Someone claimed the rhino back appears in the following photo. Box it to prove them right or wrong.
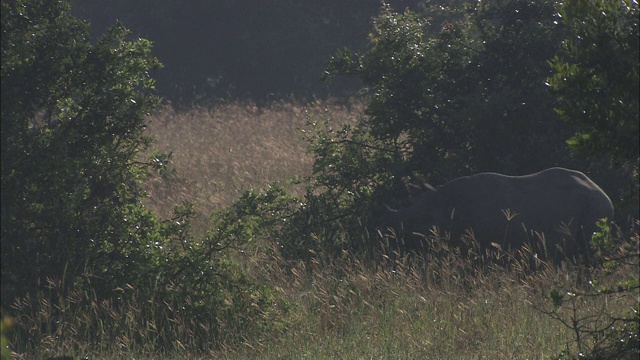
[393,168,613,259]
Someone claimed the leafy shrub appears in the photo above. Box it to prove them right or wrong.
[2,0,164,304]
[2,1,278,354]
[324,1,576,182]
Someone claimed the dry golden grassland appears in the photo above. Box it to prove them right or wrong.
[8,100,637,359]
[143,100,363,235]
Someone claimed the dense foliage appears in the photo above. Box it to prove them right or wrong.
[325,1,579,183]
[548,0,639,166]
[2,0,275,354]
[2,0,163,303]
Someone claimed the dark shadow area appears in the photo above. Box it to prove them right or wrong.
[72,0,422,107]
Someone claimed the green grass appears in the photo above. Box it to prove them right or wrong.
[5,100,637,359]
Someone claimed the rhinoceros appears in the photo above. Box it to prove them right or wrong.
[382,167,614,262]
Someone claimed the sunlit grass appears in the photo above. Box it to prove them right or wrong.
[143,99,363,236]
[220,241,633,360]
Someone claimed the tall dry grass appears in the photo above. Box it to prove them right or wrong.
[222,234,637,360]
[7,100,637,359]
[10,236,636,359]
[143,100,363,235]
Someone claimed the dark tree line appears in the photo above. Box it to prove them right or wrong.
[72,0,422,106]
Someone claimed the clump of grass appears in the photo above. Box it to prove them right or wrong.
[8,274,186,358]
[7,269,274,359]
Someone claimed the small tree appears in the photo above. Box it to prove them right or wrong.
[1,0,163,304]
[548,0,639,167]
[2,1,279,353]
[325,1,582,185]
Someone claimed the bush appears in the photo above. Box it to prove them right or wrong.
[2,1,277,355]
[324,1,576,182]
[2,0,164,303]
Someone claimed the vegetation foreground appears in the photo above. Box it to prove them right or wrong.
[3,102,637,359]
[6,233,640,359]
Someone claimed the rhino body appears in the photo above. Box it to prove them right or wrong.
[383,167,614,262]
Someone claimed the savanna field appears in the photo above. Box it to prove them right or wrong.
[3,1,639,359]
[6,100,637,359]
